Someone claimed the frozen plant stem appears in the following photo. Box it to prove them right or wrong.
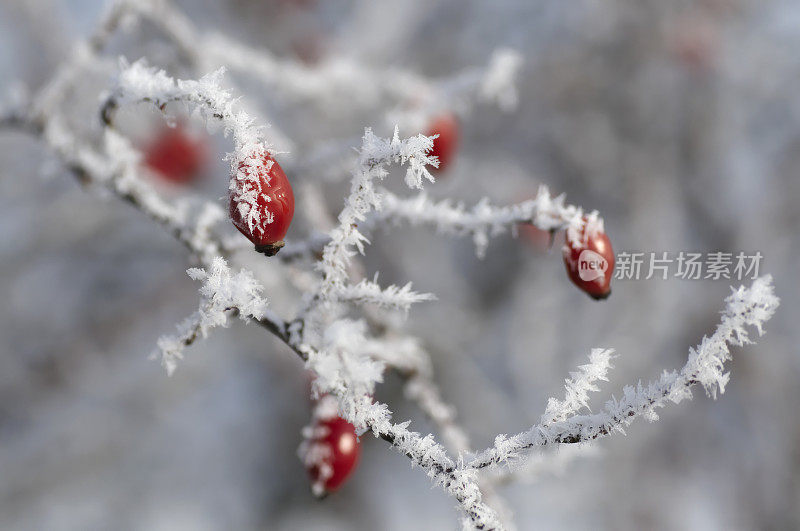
[467,276,779,471]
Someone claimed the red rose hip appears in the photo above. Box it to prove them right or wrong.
[562,214,615,299]
[144,124,207,184]
[425,113,459,173]
[229,150,295,256]
[302,415,361,497]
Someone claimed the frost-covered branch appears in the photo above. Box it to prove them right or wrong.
[107,60,266,167]
[152,257,269,375]
[83,156,487,526]
[287,47,521,179]
[37,111,228,264]
[232,183,594,264]
[101,0,297,153]
[29,1,121,121]
[467,276,779,471]
[106,60,297,250]
[404,373,472,454]
[296,128,438,326]
[203,32,521,116]
[283,164,474,462]
[286,319,502,528]
[3,20,242,268]
[281,129,505,529]
[361,331,472,454]
[7,103,311,271]
[90,0,519,155]
[287,161,481,479]
[380,185,589,257]
[540,348,614,425]
[337,278,436,312]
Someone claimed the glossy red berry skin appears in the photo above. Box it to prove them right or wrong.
[144,126,207,185]
[229,153,295,255]
[562,217,615,300]
[425,114,459,173]
[306,417,360,495]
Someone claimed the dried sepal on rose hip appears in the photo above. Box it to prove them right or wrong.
[299,395,361,497]
[425,113,460,174]
[229,149,295,256]
[143,123,208,185]
[562,213,615,300]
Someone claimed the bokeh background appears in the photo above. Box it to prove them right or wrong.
[0,0,798,529]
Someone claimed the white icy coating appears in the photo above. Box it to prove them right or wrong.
[380,185,589,257]
[112,60,277,238]
[299,127,438,321]
[336,277,436,312]
[151,258,269,376]
[284,129,504,528]
[563,210,605,251]
[467,276,779,472]
[203,33,522,117]
[540,348,615,425]
[480,48,524,111]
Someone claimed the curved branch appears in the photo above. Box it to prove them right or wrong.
[466,276,779,471]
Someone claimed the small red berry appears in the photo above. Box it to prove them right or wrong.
[229,151,295,256]
[303,415,361,497]
[562,215,615,299]
[144,125,207,184]
[425,113,459,173]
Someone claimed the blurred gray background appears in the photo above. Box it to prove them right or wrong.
[0,0,797,529]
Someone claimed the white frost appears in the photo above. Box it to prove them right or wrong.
[151,257,269,375]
